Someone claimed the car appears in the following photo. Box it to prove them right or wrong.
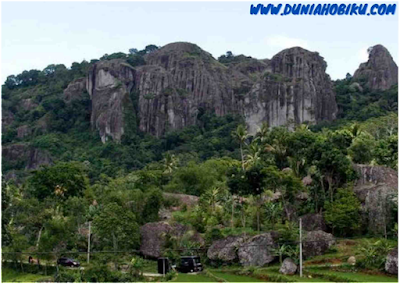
[177,256,203,273]
[57,257,80,267]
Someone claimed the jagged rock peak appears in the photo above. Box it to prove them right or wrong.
[353,44,398,90]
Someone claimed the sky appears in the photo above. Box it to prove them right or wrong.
[1,1,398,82]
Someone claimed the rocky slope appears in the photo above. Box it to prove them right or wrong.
[353,44,398,91]
[84,42,338,142]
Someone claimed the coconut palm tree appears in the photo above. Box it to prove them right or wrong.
[231,124,248,170]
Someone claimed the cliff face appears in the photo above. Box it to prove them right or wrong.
[353,45,398,91]
[244,47,337,133]
[84,42,338,142]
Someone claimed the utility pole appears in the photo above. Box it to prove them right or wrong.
[87,221,91,264]
[299,218,303,277]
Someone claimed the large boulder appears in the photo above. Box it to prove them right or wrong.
[353,45,398,91]
[2,144,52,171]
[353,164,398,235]
[279,258,297,275]
[163,193,199,208]
[140,221,203,259]
[63,77,87,102]
[385,248,398,275]
[302,230,335,258]
[238,232,279,267]
[207,235,248,264]
[299,213,326,232]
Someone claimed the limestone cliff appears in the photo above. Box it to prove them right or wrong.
[353,45,398,91]
[84,42,338,142]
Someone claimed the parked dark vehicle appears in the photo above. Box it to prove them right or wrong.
[177,256,203,273]
[57,257,80,267]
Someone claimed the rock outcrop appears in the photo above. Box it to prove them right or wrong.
[385,248,398,275]
[238,232,279,266]
[2,144,52,170]
[64,77,87,102]
[162,192,199,208]
[82,42,338,142]
[139,221,203,259]
[299,213,326,232]
[302,230,335,258]
[245,47,337,133]
[353,164,398,235]
[207,235,247,264]
[353,45,398,91]
[279,258,297,275]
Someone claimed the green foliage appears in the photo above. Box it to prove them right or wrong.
[28,162,89,201]
[324,188,362,236]
[92,202,140,251]
[357,239,395,270]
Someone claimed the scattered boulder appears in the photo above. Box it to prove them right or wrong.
[21,98,38,111]
[163,192,199,209]
[302,175,313,186]
[385,248,398,275]
[302,230,335,258]
[238,232,279,267]
[140,221,203,259]
[353,164,398,188]
[279,258,297,275]
[207,235,248,264]
[347,256,356,265]
[299,213,326,232]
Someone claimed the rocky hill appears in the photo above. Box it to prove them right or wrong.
[80,42,338,142]
[353,44,398,91]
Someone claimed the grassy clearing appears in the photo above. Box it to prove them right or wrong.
[255,267,331,282]
[209,270,264,282]
[141,259,158,273]
[172,272,218,282]
[1,268,53,283]
[306,267,398,283]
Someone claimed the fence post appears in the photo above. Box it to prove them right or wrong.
[87,221,91,264]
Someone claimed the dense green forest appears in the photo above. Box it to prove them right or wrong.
[1,48,398,281]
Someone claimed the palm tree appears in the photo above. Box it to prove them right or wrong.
[256,122,269,143]
[231,124,248,170]
[163,152,178,174]
[244,141,262,170]
[264,139,287,169]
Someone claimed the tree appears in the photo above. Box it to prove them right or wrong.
[93,202,140,252]
[324,188,361,236]
[142,189,163,223]
[29,162,89,201]
[231,124,248,170]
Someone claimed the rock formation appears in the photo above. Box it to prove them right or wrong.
[353,164,398,235]
[83,42,338,142]
[2,144,52,171]
[299,213,326,232]
[302,230,335,258]
[279,258,297,275]
[139,221,203,259]
[238,232,279,266]
[385,248,398,275]
[353,45,398,91]
[207,235,248,264]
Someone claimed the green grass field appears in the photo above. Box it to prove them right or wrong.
[1,268,53,283]
[172,273,217,282]
[306,267,398,283]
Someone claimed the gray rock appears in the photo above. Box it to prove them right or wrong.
[279,258,297,275]
[85,42,338,142]
[303,230,335,258]
[207,235,248,263]
[17,125,31,139]
[63,77,87,102]
[238,232,279,266]
[300,213,326,232]
[140,221,204,259]
[353,164,398,235]
[347,256,356,265]
[385,248,398,275]
[2,144,52,171]
[353,45,398,91]
[163,192,199,209]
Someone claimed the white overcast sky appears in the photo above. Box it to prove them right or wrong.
[1,1,398,82]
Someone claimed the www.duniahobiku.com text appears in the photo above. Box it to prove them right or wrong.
[250,3,396,15]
